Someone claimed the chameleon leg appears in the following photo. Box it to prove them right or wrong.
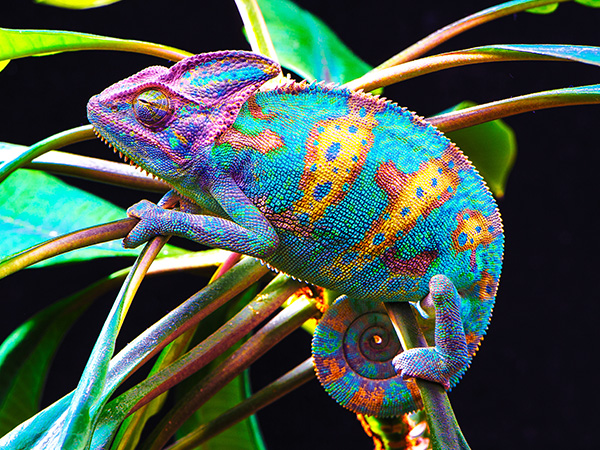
[392,274,469,390]
[123,177,279,257]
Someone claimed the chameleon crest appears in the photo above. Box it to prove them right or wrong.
[88,50,503,416]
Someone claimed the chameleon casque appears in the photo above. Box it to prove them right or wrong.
[87,50,504,418]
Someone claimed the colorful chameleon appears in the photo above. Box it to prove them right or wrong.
[87,50,504,417]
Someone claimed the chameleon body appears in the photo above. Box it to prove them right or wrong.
[87,51,503,416]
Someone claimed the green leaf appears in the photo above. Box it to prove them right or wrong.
[575,0,600,6]
[177,372,265,450]
[253,0,372,83]
[444,101,516,198]
[0,278,118,435]
[35,0,122,9]
[0,168,186,266]
[526,3,559,14]
[0,27,190,63]
[174,288,265,450]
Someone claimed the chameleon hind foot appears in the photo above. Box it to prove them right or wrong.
[392,274,470,390]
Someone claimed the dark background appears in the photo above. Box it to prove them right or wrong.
[2,1,599,449]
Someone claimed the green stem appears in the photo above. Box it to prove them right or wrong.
[104,258,270,396]
[375,0,571,69]
[61,236,167,447]
[385,302,470,450]
[165,358,315,450]
[111,251,244,450]
[233,0,278,61]
[119,275,302,414]
[346,46,579,92]
[0,145,169,192]
[142,297,320,450]
[0,124,95,183]
[0,218,136,279]
[429,83,600,132]
[92,272,300,449]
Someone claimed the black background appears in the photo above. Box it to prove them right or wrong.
[2,1,600,449]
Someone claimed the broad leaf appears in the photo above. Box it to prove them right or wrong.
[526,3,559,14]
[443,101,516,198]
[0,168,186,266]
[175,372,265,450]
[0,27,190,72]
[253,0,372,83]
[34,0,122,9]
[576,0,600,6]
[0,278,119,435]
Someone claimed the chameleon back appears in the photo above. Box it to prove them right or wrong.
[215,81,503,356]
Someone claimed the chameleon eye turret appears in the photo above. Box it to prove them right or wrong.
[312,296,422,417]
[133,89,172,127]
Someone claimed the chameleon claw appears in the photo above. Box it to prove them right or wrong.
[124,200,166,248]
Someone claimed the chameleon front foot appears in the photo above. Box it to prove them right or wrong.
[392,275,470,390]
[124,199,168,248]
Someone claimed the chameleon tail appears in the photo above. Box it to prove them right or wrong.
[312,296,422,417]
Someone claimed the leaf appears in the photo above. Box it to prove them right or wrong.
[34,0,122,9]
[55,241,165,450]
[253,0,372,83]
[0,168,186,267]
[0,27,190,63]
[575,0,600,6]
[177,372,265,450]
[443,101,516,198]
[0,278,118,435]
[526,3,559,14]
[174,288,265,450]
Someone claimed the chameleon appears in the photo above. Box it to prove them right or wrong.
[87,50,504,417]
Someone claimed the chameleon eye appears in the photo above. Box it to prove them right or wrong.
[133,89,172,127]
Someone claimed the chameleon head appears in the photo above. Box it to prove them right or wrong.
[87,50,281,187]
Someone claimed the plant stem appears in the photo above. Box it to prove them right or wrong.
[120,275,303,416]
[0,218,137,279]
[346,47,579,92]
[429,83,600,132]
[92,273,302,448]
[385,302,470,450]
[234,0,278,61]
[0,145,169,192]
[165,358,315,450]
[60,237,167,448]
[142,297,320,450]
[375,0,571,69]
[0,124,95,183]
[103,258,270,396]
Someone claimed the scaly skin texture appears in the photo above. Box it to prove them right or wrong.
[87,51,504,417]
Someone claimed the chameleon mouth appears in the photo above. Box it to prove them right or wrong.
[92,127,160,181]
